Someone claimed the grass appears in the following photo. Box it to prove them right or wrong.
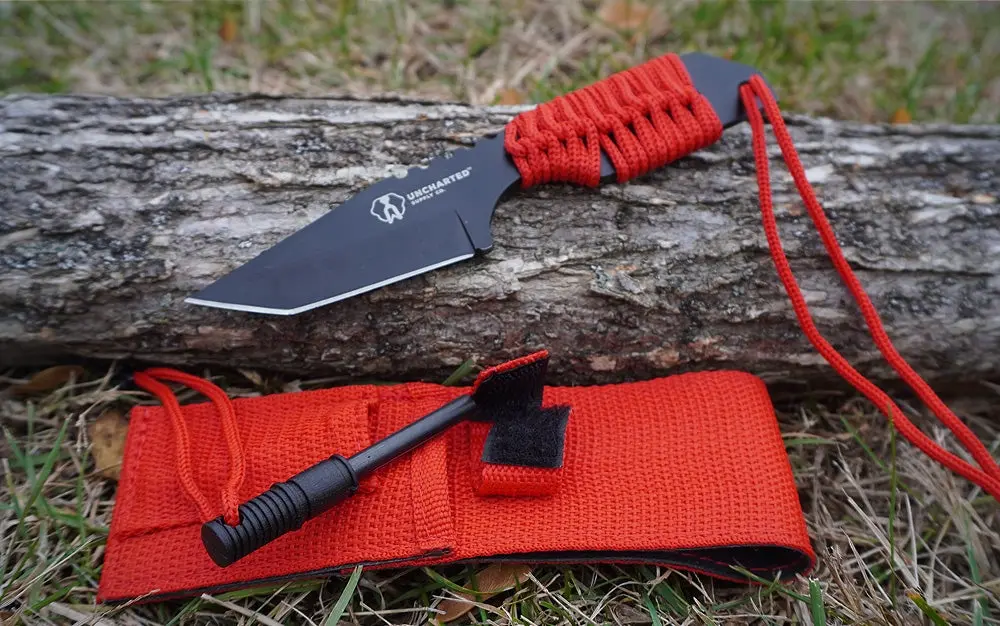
[1,0,1000,624]
[1,0,999,122]
[1,363,998,624]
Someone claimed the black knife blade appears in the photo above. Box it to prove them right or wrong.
[186,53,769,315]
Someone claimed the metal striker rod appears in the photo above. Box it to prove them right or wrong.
[201,395,478,567]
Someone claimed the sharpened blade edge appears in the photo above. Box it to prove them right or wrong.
[184,252,475,316]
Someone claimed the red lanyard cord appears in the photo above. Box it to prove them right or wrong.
[133,368,247,524]
[739,76,1000,500]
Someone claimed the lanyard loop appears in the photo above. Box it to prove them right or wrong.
[739,75,1000,499]
[133,368,247,525]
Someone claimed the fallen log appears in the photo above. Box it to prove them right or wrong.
[1,93,998,387]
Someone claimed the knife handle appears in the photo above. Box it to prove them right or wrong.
[504,52,768,188]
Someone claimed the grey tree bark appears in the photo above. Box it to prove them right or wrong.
[2,93,998,387]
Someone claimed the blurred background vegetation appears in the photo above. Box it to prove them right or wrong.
[1,0,998,123]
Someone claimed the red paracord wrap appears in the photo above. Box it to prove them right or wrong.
[505,53,723,187]
[133,369,247,524]
[739,76,1000,500]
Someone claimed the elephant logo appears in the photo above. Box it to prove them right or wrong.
[370,193,407,224]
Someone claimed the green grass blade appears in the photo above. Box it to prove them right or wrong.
[323,565,363,626]
[908,592,950,626]
[164,598,203,626]
[808,580,826,626]
[839,415,923,504]
[730,567,809,603]
[643,594,663,626]
[15,418,70,539]
[964,516,990,626]
[386,578,458,606]
[652,580,689,615]
[1,429,26,588]
[218,580,322,602]
[442,358,477,386]
[421,567,484,596]
[3,427,31,486]
[710,593,754,613]
[839,415,887,471]
[28,582,75,612]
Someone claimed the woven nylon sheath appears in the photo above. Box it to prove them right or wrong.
[99,368,814,603]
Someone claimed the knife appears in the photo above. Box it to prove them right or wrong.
[185,53,771,316]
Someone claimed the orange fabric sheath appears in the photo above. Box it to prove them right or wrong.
[98,369,814,603]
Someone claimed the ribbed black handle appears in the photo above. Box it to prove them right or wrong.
[201,454,358,567]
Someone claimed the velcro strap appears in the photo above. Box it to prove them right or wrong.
[469,351,570,496]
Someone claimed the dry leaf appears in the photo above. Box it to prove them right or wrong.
[219,17,238,43]
[435,564,532,623]
[238,368,264,387]
[88,410,129,480]
[11,365,85,396]
[612,603,653,624]
[498,88,525,105]
[890,108,912,124]
[597,0,656,31]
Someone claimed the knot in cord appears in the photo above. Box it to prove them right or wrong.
[133,368,246,525]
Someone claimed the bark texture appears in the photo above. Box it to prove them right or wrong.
[2,93,999,387]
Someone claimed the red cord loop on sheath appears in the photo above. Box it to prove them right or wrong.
[132,369,246,525]
[739,75,1000,500]
[504,54,723,187]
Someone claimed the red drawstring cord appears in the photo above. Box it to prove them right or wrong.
[133,368,247,524]
[739,75,1000,500]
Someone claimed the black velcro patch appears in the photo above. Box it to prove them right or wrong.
[480,405,570,468]
[471,352,570,469]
